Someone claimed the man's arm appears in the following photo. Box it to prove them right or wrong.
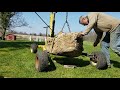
[84,12,98,35]
[93,31,103,47]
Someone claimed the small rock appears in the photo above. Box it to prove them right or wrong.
[64,65,77,68]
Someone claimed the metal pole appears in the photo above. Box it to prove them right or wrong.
[43,26,48,37]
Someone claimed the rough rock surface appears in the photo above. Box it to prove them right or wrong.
[46,32,83,57]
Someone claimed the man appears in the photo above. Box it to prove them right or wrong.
[79,12,120,68]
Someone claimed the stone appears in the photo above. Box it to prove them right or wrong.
[46,32,83,57]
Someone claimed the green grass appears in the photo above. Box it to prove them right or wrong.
[0,40,120,78]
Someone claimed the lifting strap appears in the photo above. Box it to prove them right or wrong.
[60,12,71,33]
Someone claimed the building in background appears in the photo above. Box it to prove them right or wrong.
[5,33,16,41]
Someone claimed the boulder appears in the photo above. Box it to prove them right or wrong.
[46,32,83,57]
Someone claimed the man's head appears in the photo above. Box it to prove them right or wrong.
[79,16,89,26]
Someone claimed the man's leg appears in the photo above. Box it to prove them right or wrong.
[100,32,111,67]
[110,25,120,56]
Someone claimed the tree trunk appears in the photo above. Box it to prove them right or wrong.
[1,28,6,40]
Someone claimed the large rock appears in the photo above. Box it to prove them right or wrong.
[46,32,83,57]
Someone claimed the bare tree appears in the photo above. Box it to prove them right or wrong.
[0,12,28,40]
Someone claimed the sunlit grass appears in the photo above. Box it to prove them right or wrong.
[0,40,120,78]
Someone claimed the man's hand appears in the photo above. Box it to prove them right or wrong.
[77,32,85,38]
[80,32,86,36]
[78,31,86,36]
[93,42,98,47]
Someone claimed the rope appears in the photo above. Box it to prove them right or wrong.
[61,12,71,33]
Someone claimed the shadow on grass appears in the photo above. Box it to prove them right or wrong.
[43,56,56,72]
[52,56,90,67]
[0,50,8,52]
[43,56,90,72]
[0,76,4,78]
[111,60,120,68]
[0,41,45,50]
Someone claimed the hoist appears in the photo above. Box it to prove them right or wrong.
[35,12,71,37]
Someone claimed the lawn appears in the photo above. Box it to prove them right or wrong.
[0,40,120,78]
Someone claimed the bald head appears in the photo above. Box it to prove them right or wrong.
[79,16,89,26]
